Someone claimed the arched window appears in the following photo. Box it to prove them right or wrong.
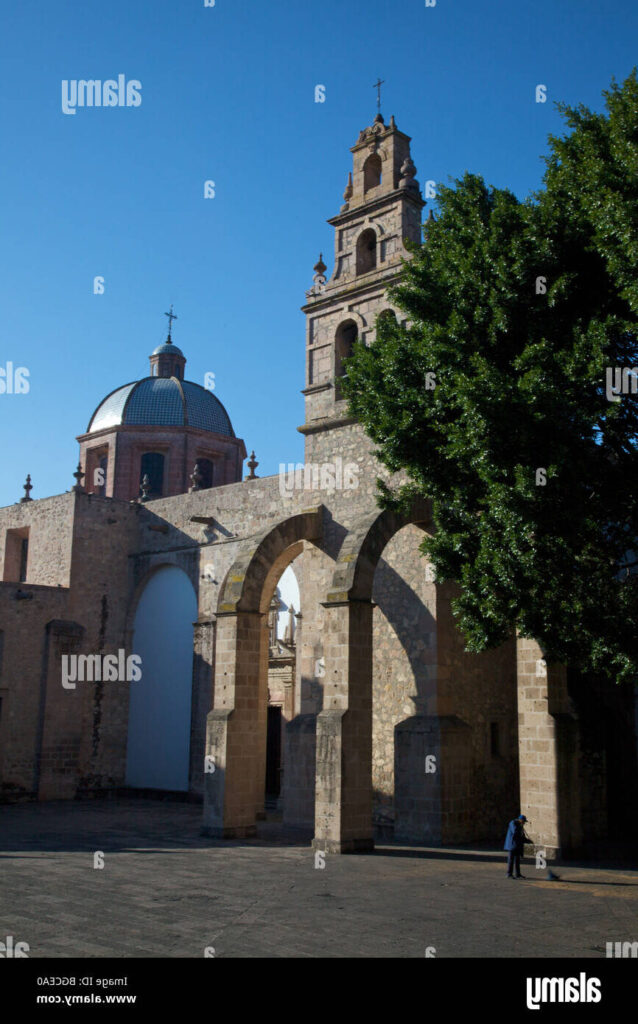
[376,309,397,337]
[363,153,382,193]
[140,452,165,497]
[356,228,377,275]
[198,458,214,489]
[335,320,358,398]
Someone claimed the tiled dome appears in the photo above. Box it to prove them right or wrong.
[87,377,235,436]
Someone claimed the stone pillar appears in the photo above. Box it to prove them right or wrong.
[517,636,582,858]
[202,610,268,837]
[313,599,374,853]
[189,618,215,797]
[37,620,85,800]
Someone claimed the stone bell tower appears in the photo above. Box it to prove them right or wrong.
[299,112,425,461]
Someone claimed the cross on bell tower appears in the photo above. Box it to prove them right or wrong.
[373,78,385,115]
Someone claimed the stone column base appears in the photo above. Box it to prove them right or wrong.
[311,837,375,855]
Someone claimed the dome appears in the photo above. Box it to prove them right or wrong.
[151,342,185,357]
[87,377,235,436]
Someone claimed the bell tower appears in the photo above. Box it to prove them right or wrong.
[299,112,424,459]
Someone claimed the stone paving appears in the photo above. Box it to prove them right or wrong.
[0,799,636,958]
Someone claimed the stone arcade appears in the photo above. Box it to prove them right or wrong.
[1,113,636,857]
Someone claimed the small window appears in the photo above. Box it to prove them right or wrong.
[335,321,358,378]
[377,309,397,336]
[363,153,382,192]
[356,228,377,275]
[98,455,108,497]
[140,452,165,497]
[335,320,358,400]
[198,458,214,490]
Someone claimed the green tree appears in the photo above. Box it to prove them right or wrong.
[342,70,638,683]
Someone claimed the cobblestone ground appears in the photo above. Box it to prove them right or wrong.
[0,799,636,958]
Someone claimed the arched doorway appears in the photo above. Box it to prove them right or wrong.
[265,564,301,808]
[202,508,323,838]
[126,565,197,790]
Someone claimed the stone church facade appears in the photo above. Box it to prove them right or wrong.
[0,114,636,858]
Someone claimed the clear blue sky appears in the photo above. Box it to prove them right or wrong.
[1,0,636,508]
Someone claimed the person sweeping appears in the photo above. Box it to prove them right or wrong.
[504,813,531,878]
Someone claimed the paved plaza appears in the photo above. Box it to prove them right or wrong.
[0,799,636,958]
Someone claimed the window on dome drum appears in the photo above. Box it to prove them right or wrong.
[356,228,377,275]
[363,153,382,192]
[98,455,108,497]
[198,458,214,489]
[140,452,165,497]
[335,320,358,399]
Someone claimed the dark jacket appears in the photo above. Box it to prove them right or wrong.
[504,819,527,852]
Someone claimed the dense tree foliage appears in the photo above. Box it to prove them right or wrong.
[342,71,638,682]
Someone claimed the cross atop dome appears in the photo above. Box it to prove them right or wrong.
[164,304,178,343]
[150,308,186,379]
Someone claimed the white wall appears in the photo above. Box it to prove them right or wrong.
[126,565,197,791]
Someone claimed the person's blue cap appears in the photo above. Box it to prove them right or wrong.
[519,813,527,821]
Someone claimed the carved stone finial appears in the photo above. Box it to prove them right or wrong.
[399,156,418,190]
[20,474,33,503]
[72,462,85,493]
[140,474,151,502]
[340,171,353,213]
[245,451,259,480]
[306,252,328,299]
[189,461,203,493]
[425,208,436,232]
[314,253,327,276]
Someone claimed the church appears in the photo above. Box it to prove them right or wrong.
[1,111,636,858]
